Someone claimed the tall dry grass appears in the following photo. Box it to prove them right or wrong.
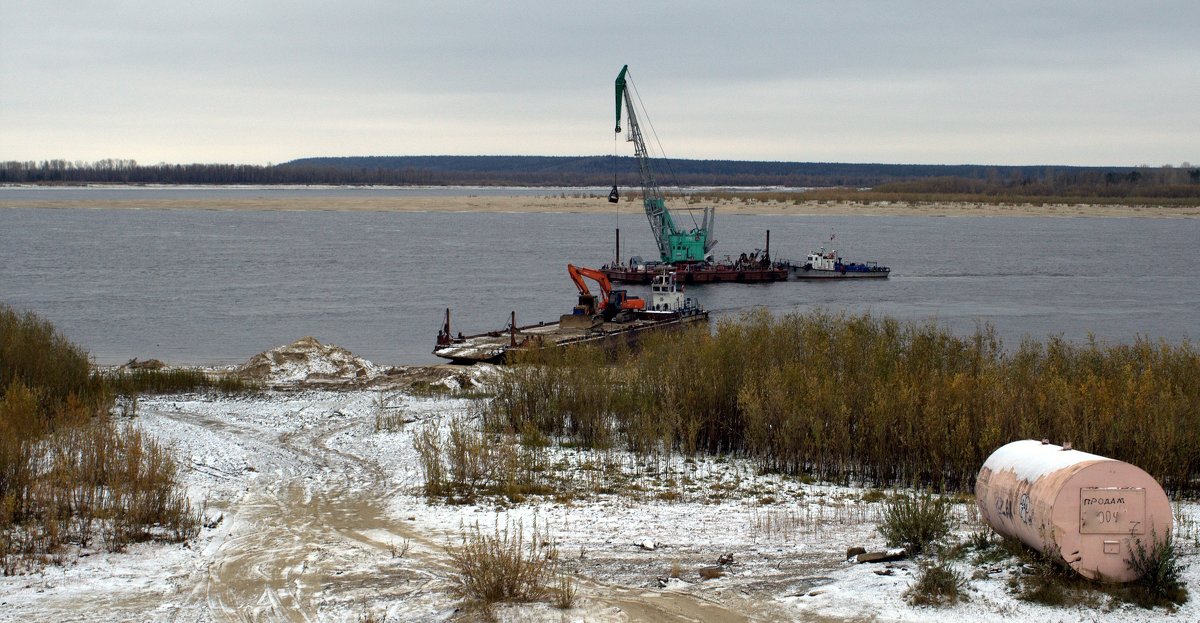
[413,413,553,503]
[1,304,198,574]
[0,306,103,411]
[483,310,1200,495]
[446,518,557,607]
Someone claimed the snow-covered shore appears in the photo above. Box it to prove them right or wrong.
[2,342,1195,622]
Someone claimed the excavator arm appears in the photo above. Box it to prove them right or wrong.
[567,263,592,298]
[565,264,644,325]
[567,263,612,305]
[571,264,646,315]
[564,264,613,327]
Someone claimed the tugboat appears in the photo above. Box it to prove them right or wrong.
[642,270,703,315]
[791,233,890,280]
[433,266,707,364]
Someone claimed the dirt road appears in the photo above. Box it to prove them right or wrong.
[147,396,800,622]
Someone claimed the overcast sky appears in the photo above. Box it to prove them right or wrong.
[2,1,1197,167]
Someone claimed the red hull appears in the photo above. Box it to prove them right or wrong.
[602,264,788,284]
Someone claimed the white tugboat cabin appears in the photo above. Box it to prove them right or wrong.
[791,246,890,280]
[646,271,699,314]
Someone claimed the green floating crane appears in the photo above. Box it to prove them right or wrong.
[613,65,716,264]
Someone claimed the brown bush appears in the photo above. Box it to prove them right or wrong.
[1,305,198,573]
[446,518,555,605]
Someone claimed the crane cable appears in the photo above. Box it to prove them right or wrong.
[612,127,620,265]
[609,131,620,204]
[628,74,702,231]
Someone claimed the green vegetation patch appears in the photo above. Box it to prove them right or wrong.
[99,367,256,395]
[880,493,955,556]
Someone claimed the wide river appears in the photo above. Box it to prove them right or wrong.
[2,186,1197,366]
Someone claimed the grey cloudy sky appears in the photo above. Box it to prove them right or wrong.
[2,1,1197,167]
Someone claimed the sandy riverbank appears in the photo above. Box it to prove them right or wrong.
[4,194,1200,218]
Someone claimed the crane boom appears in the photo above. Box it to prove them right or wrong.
[614,65,715,264]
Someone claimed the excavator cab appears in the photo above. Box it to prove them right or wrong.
[603,289,645,322]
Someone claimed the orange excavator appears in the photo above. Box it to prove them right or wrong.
[562,263,645,328]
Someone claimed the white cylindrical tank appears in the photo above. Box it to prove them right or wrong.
[975,439,1173,582]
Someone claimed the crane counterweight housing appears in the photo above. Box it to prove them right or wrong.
[614,64,715,264]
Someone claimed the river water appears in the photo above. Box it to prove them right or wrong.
[2,187,1197,366]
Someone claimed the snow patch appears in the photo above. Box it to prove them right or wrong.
[982,439,1111,483]
[238,336,379,384]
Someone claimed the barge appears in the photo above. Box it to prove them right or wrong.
[602,258,788,284]
[434,268,708,364]
[601,228,789,284]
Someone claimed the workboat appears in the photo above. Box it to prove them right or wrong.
[433,267,708,364]
[790,246,890,280]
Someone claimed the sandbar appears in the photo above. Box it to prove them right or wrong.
[3,194,1198,218]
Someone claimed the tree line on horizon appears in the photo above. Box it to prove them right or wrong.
[3,156,1198,200]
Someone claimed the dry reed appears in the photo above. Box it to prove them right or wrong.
[482,310,1200,495]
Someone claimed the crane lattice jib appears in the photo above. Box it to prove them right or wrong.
[614,66,715,263]
[615,66,675,261]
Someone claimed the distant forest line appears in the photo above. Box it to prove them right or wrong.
[4,156,1199,203]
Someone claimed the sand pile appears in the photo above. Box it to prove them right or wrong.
[239,337,379,385]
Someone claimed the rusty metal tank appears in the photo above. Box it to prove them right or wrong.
[975,439,1173,582]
